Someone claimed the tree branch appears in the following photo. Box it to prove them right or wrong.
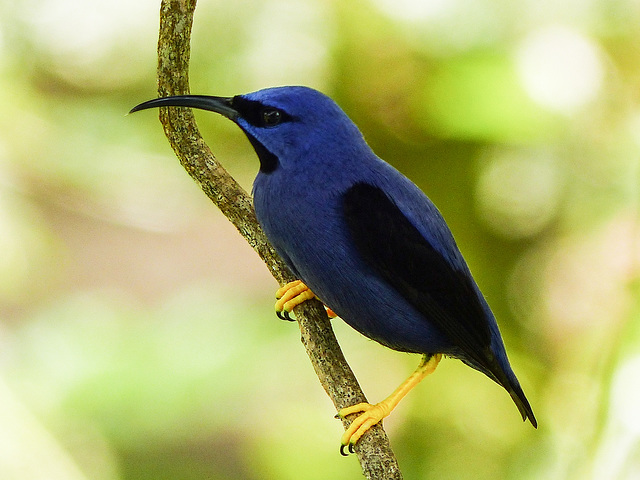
[153,1,403,477]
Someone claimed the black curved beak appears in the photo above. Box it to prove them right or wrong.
[129,95,238,121]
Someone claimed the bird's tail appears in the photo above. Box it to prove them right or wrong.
[506,382,537,428]
[471,355,537,428]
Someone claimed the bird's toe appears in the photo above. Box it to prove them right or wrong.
[274,280,317,320]
[337,402,390,454]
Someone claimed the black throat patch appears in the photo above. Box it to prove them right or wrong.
[244,132,278,173]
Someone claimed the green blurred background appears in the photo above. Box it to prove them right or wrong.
[1,0,639,478]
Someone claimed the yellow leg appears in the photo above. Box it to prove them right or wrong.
[337,353,442,455]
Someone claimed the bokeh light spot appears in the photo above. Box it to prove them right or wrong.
[370,0,454,22]
[243,0,332,88]
[612,355,640,434]
[542,215,636,330]
[23,0,157,88]
[516,26,604,112]
[475,149,562,238]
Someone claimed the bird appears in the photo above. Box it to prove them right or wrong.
[130,86,537,454]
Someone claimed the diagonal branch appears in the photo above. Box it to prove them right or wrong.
[153,1,403,478]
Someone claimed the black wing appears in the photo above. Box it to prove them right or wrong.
[342,182,495,374]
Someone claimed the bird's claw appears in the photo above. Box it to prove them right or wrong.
[276,309,295,321]
[336,410,356,455]
[336,402,390,454]
[340,443,356,456]
[274,280,316,321]
[275,280,339,321]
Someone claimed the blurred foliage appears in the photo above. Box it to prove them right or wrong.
[0,0,639,479]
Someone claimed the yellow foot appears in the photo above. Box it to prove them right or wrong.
[337,402,392,456]
[335,353,442,455]
[275,280,316,321]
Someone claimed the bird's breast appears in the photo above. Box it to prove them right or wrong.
[252,174,452,353]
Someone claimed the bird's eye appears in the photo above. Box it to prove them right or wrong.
[261,108,282,127]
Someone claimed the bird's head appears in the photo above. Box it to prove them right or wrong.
[131,86,368,175]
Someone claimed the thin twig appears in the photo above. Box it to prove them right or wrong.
[153,1,403,477]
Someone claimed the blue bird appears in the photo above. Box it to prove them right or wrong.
[131,86,537,453]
